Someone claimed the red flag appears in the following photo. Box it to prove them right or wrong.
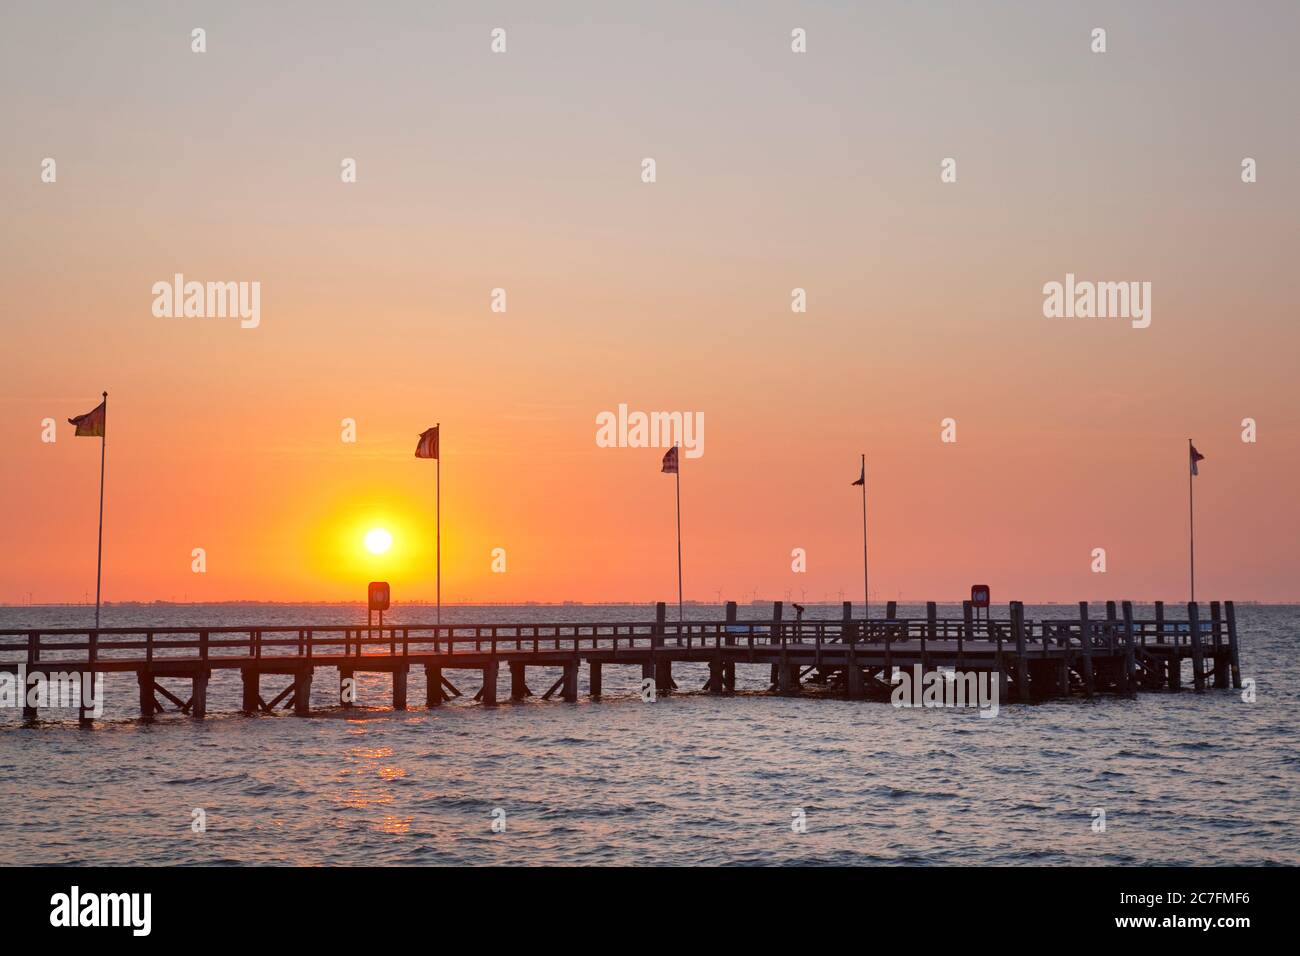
[661,446,678,474]
[68,400,106,437]
[1190,443,1205,476]
[415,426,439,459]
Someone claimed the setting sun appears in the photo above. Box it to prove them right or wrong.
[364,528,392,555]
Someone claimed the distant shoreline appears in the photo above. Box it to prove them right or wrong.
[0,599,1284,608]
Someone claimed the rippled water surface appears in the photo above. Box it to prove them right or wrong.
[1,603,1296,865]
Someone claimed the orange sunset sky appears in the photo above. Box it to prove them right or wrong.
[2,2,1297,604]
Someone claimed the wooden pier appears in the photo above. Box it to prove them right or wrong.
[0,600,1243,724]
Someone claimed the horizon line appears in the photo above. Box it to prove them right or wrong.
[0,598,1282,608]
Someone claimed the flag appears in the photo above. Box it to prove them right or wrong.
[851,461,864,486]
[415,426,439,459]
[68,400,106,437]
[661,446,678,474]
[1190,443,1205,476]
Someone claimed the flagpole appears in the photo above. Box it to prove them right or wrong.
[1188,438,1194,602]
[860,453,868,623]
[95,391,107,630]
[675,443,683,623]
[436,422,441,625]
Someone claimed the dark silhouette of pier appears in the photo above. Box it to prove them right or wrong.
[1,600,1242,724]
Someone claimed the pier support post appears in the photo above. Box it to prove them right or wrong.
[924,601,937,673]
[769,601,783,688]
[1078,602,1094,695]
[20,661,38,721]
[23,633,39,722]
[590,661,602,699]
[191,671,209,719]
[78,672,95,726]
[1188,602,1205,691]
[776,598,799,694]
[482,661,499,706]
[510,662,529,701]
[1121,601,1137,698]
[1012,602,1030,702]
[883,618,894,684]
[425,664,443,706]
[653,602,671,695]
[241,670,259,714]
[1225,601,1242,689]
[885,600,897,620]
[1155,601,1165,644]
[1167,647,1181,691]
[708,655,724,695]
[1211,602,1229,688]
[724,602,738,690]
[393,666,408,711]
[960,600,972,665]
[138,672,156,719]
[294,668,312,716]
[1100,602,1118,691]
[777,656,800,695]
[339,666,354,708]
[562,661,579,702]
[655,660,673,695]
[846,645,864,699]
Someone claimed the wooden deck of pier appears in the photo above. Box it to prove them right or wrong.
[0,599,1243,724]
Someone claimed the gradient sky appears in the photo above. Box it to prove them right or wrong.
[2,1,1297,604]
